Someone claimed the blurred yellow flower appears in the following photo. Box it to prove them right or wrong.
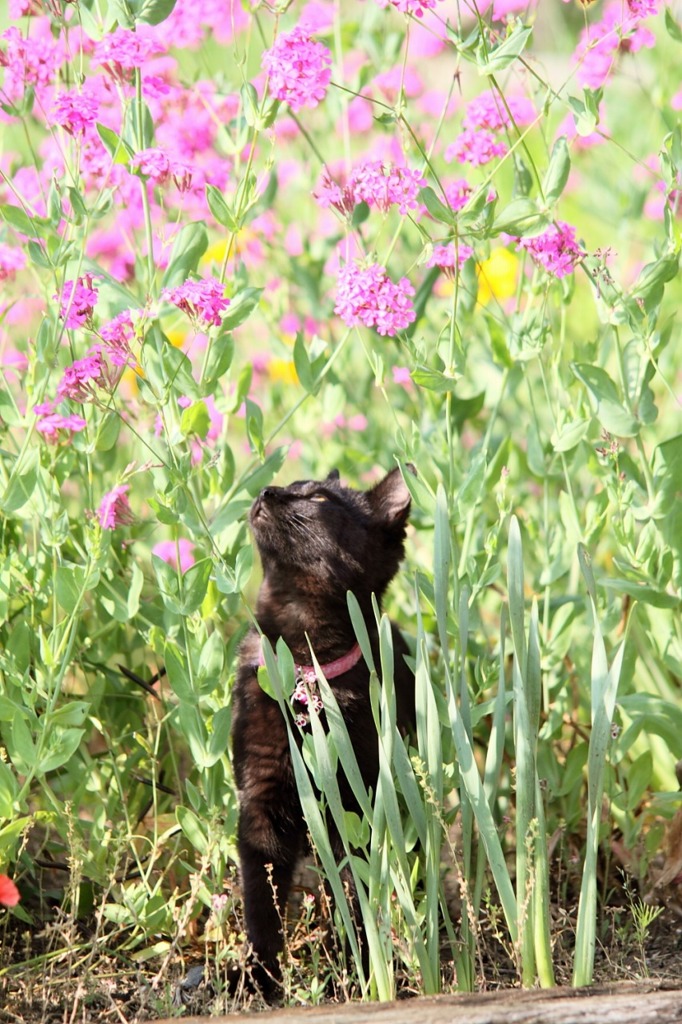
[268,358,298,385]
[477,247,518,305]
[202,228,253,267]
[166,328,187,348]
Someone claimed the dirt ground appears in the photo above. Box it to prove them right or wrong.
[2,898,682,1024]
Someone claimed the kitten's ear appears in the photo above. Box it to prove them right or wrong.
[367,465,414,527]
[326,469,340,482]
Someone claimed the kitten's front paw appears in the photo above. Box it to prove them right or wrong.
[225,953,282,1004]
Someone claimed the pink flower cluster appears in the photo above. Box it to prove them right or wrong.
[57,348,114,403]
[427,242,474,274]
[131,148,193,191]
[53,90,99,136]
[92,28,165,81]
[445,128,508,167]
[33,402,87,444]
[316,161,426,216]
[463,91,536,133]
[335,261,415,336]
[262,25,332,113]
[516,222,584,279]
[0,243,26,280]
[162,276,230,328]
[574,0,658,90]
[446,90,536,168]
[58,275,99,330]
[99,311,138,367]
[0,25,63,103]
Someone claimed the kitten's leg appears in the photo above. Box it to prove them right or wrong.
[237,829,302,999]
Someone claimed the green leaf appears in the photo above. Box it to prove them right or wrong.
[202,331,234,386]
[478,22,532,76]
[567,92,600,137]
[55,564,89,614]
[205,185,239,231]
[571,363,639,437]
[206,706,231,766]
[180,400,210,439]
[0,760,17,819]
[551,417,590,452]
[127,561,145,619]
[95,411,121,452]
[0,203,39,237]
[153,554,182,615]
[95,123,133,165]
[651,434,682,588]
[245,398,264,457]
[161,222,208,289]
[38,727,85,774]
[132,0,178,25]
[7,711,36,774]
[177,805,208,854]
[179,558,212,615]
[1,448,39,514]
[411,366,459,393]
[665,6,682,43]
[221,287,263,330]
[631,252,679,301]
[419,186,456,226]
[493,198,547,236]
[543,135,571,206]
[164,642,194,702]
[240,82,260,127]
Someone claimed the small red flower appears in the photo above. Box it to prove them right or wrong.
[0,874,20,907]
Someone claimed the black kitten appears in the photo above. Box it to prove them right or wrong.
[231,467,414,997]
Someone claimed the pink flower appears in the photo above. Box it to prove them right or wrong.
[152,539,196,573]
[443,178,474,212]
[375,0,442,17]
[262,25,332,113]
[463,91,536,132]
[99,311,138,367]
[33,402,87,444]
[445,128,508,167]
[0,874,20,907]
[335,261,415,337]
[516,222,584,279]
[316,161,426,217]
[131,147,193,191]
[350,160,426,214]
[574,1,657,90]
[98,484,134,530]
[161,277,230,329]
[92,28,164,81]
[0,25,63,102]
[53,90,99,135]
[57,275,98,330]
[392,366,413,390]
[0,242,26,279]
[426,241,474,273]
[57,348,114,403]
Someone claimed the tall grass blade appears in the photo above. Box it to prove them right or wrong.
[572,549,629,986]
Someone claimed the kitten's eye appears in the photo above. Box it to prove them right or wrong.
[310,494,328,503]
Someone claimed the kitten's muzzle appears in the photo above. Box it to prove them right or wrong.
[250,487,280,523]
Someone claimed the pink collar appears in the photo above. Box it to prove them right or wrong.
[258,641,363,684]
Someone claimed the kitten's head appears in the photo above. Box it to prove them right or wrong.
[250,467,412,602]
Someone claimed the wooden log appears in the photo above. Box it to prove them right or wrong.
[155,981,682,1024]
